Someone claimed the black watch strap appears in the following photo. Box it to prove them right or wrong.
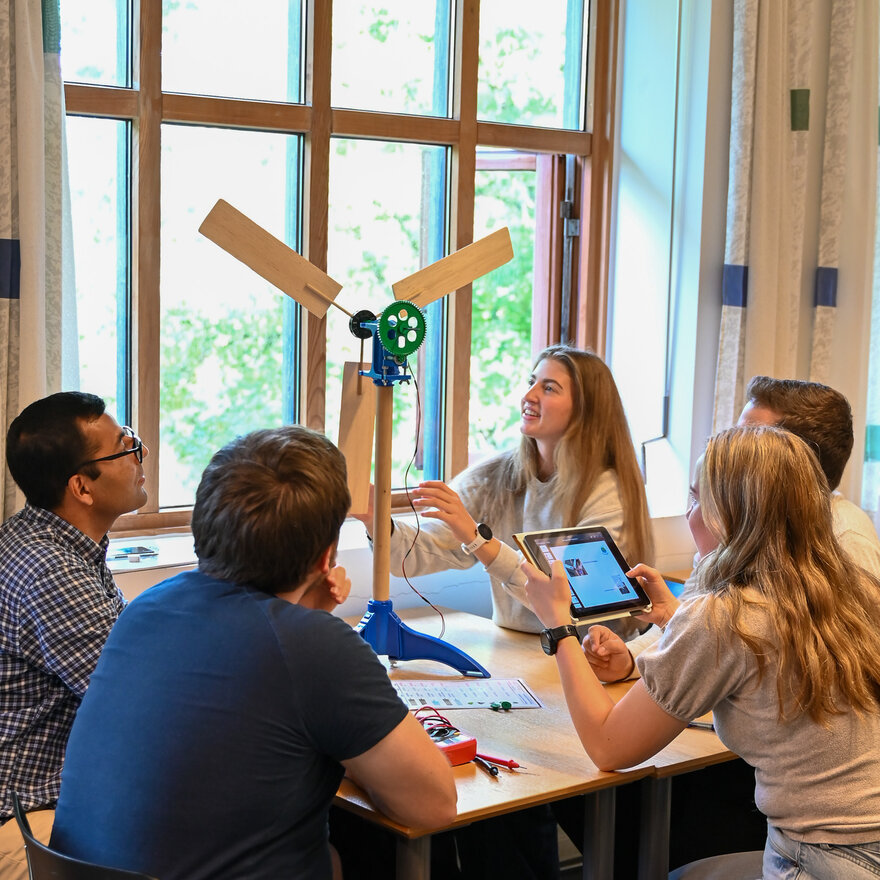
[540,624,579,656]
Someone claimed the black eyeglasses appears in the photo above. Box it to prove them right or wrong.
[77,426,144,470]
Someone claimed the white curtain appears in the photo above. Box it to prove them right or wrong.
[0,0,66,518]
[864,9,880,518]
[713,0,879,485]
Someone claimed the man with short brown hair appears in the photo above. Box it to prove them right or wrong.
[740,376,880,576]
[51,426,455,880]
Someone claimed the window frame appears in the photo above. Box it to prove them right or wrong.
[63,0,619,533]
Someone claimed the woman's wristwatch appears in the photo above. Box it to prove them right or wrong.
[461,522,493,554]
[540,624,579,655]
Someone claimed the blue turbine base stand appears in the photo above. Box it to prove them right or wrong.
[356,599,490,678]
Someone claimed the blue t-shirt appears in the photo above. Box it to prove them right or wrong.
[50,570,408,879]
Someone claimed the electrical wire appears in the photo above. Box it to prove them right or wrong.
[399,355,446,640]
[413,705,460,741]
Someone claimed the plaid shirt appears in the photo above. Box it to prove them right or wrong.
[0,504,125,819]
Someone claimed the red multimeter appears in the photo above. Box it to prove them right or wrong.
[414,706,477,766]
[429,727,477,766]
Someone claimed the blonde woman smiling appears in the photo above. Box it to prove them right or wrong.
[358,344,653,635]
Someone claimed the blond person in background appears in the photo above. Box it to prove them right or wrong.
[587,375,880,685]
[355,344,654,878]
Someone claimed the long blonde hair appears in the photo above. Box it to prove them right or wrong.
[470,346,653,565]
[696,425,880,723]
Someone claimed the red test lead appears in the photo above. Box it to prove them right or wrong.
[476,752,521,769]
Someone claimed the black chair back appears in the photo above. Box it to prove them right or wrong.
[11,792,159,880]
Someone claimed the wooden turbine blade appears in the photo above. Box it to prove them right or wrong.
[199,199,343,318]
[391,227,514,310]
[337,362,376,517]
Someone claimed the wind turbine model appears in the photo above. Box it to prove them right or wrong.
[199,199,513,677]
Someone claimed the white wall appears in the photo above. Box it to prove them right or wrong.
[609,0,730,518]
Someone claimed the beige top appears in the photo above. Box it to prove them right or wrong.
[627,493,880,664]
[638,591,880,843]
[832,493,880,578]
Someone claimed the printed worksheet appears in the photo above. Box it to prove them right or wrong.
[391,678,542,709]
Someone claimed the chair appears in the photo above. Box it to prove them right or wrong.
[11,791,158,880]
[665,576,687,598]
[669,851,764,880]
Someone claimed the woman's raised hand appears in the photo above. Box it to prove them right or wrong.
[411,481,479,546]
[626,563,681,628]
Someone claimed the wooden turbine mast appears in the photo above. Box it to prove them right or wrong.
[200,199,513,676]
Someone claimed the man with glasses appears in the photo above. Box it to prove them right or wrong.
[0,392,148,880]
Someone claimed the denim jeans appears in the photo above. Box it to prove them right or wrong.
[765,824,880,879]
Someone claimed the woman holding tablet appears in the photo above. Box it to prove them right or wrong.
[357,343,653,635]
[525,425,880,879]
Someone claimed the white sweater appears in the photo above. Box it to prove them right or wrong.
[388,455,639,634]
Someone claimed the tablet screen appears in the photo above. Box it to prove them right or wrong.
[515,526,651,621]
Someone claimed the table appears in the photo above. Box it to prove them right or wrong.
[336,607,735,880]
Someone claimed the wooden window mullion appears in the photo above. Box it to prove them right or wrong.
[132,0,162,516]
[576,0,619,357]
[303,0,332,433]
[445,0,479,480]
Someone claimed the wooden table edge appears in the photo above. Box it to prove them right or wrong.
[334,764,657,839]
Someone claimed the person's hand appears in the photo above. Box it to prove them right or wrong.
[351,484,375,530]
[299,565,352,613]
[627,563,680,628]
[326,565,352,607]
[410,481,478,545]
[522,559,572,629]
[583,625,635,683]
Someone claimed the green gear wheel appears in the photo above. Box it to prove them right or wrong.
[378,301,426,358]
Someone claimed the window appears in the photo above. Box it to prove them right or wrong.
[478,0,586,130]
[64,116,129,422]
[61,1,612,529]
[470,151,539,462]
[606,0,699,517]
[325,138,446,487]
[158,125,302,506]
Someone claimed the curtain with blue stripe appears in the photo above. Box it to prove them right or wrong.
[0,0,66,518]
[713,0,874,438]
[714,0,815,431]
[809,0,856,381]
[713,0,759,430]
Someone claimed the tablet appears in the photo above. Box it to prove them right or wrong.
[513,526,652,623]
